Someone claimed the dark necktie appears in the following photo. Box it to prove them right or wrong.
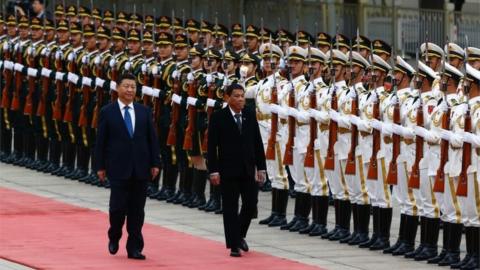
[234,113,242,133]
[124,106,133,138]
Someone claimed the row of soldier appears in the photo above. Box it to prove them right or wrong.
[0,4,479,270]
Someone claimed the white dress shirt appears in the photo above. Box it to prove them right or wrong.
[118,99,135,132]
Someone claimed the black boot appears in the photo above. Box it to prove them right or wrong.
[415,217,440,261]
[280,191,301,231]
[370,207,392,250]
[438,222,462,266]
[300,195,318,234]
[392,214,418,256]
[405,215,427,258]
[269,189,288,227]
[349,204,370,245]
[322,199,340,239]
[205,185,221,212]
[460,226,479,270]
[290,192,311,232]
[167,167,184,203]
[329,200,351,241]
[309,195,329,236]
[260,188,278,225]
[360,206,379,248]
[383,213,407,253]
[340,203,357,244]
[189,170,207,208]
[451,226,475,269]
[260,178,272,192]
[178,167,193,205]
[428,221,450,264]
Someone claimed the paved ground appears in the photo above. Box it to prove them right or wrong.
[0,162,459,270]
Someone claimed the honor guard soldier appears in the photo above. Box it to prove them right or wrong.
[241,52,260,109]
[445,42,465,69]
[431,63,469,267]
[115,11,129,32]
[255,42,289,226]
[22,17,46,170]
[372,39,392,62]
[85,25,113,186]
[453,64,480,270]
[185,19,201,45]
[341,50,371,245]
[466,47,480,69]
[316,32,331,54]
[53,4,65,21]
[357,54,392,250]
[48,19,72,176]
[61,22,84,179]
[0,14,17,163]
[320,48,351,241]
[230,23,245,56]
[183,44,208,208]
[36,18,59,173]
[151,32,177,201]
[245,24,261,56]
[299,47,330,236]
[9,15,32,167]
[200,48,224,212]
[296,30,314,49]
[401,60,439,259]
[279,45,312,232]
[167,33,193,205]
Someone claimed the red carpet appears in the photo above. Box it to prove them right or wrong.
[0,187,323,270]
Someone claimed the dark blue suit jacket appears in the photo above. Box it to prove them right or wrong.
[95,102,160,184]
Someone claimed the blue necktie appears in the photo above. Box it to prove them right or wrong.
[234,113,242,133]
[124,106,133,138]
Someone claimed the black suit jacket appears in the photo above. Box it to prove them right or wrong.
[95,102,160,183]
[207,106,266,180]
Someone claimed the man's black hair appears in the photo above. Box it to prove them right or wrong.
[225,83,244,96]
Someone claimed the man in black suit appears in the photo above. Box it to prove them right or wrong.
[207,83,267,257]
[95,73,160,260]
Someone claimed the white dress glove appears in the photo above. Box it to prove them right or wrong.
[55,72,65,81]
[206,98,217,108]
[27,67,38,77]
[81,77,92,87]
[41,68,52,78]
[95,77,105,88]
[67,72,79,84]
[171,93,182,104]
[187,97,198,106]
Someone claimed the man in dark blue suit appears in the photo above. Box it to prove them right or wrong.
[95,73,160,260]
[207,84,267,257]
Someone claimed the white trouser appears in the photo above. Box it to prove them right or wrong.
[325,156,349,200]
[305,149,329,197]
[372,157,392,208]
[267,142,289,190]
[365,161,378,206]
[392,161,420,216]
[419,168,442,218]
[344,155,370,205]
[441,175,462,224]
[458,172,480,227]
[291,148,309,193]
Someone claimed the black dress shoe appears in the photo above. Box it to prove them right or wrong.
[268,215,287,227]
[239,239,249,252]
[128,251,146,260]
[427,248,447,264]
[299,223,316,234]
[369,237,390,251]
[329,228,350,241]
[108,241,119,255]
[259,213,277,225]
[309,224,328,237]
[280,216,299,230]
[230,248,241,257]
[214,207,223,215]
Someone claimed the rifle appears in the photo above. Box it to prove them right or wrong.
[324,33,338,171]
[166,9,180,147]
[367,42,380,180]
[202,63,216,154]
[304,43,316,167]
[11,11,22,111]
[141,6,151,107]
[53,20,64,121]
[456,36,470,197]
[24,11,36,116]
[266,36,279,160]
[408,50,423,189]
[345,36,359,175]
[386,54,400,186]
[36,17,50,117]
[183,15,196,151]
[432,38,452,193]
[1,35,13,110]
[283,72,295,165]
[78,4,95,128]
[110,3,118,102]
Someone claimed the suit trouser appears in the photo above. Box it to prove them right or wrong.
[345,155,370,205]
[220,174,258,249]
[419,169,442,219]
[458,172,480,227]
[109,178,148,253]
